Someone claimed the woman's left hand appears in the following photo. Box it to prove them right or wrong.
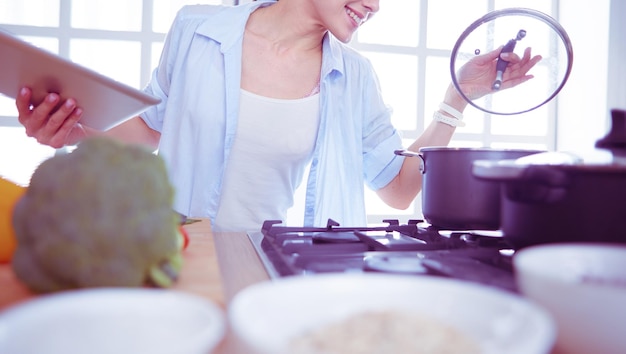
[455,46,542,100]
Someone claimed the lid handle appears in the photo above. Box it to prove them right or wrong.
[596,109,626,150]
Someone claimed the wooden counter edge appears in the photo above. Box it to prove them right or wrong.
[212,231,271,305]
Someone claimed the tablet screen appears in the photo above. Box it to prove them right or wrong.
[0,30,160,131]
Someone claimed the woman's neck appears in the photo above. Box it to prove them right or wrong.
[245,1,326,54]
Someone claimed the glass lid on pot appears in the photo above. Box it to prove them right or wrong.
[451,8,573,115]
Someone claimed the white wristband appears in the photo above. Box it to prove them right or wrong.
[433,110,465,127]
[438,102,464,120]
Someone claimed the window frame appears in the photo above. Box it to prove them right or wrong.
[0,0,614,225]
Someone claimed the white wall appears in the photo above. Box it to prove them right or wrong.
[607,0,626,112]
[557,1,611,154]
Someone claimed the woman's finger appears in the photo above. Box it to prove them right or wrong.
[499,74,534,91]
[500,52,521,63]
[472,45,504,65]
[24,93,62,137]
[34,99,81,147]
[45,109,83,148]
[15,87,33,118]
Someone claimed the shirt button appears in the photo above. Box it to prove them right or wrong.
[306,207,314,213]
[311,158,318,167]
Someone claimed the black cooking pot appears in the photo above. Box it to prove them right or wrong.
[473,109,626,248]
[395,147,542,230]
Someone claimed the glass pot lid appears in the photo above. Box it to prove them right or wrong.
[450,8,574,115]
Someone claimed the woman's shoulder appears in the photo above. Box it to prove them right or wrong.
[170,3,253,40]
[164,4,242,45]
[174,4,230,21]
[175,1,266,22]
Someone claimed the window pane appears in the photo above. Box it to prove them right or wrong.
[491,105,549,136]
[70,39,142,88]
[0,0,60,27]
[495,0,553,14]
[152,42,165,70]
[423,57,450,117]
[71,0,142,31]
[427,0,489,50]
[153,0,223,33]
[365,187,415,216]
[0,95,15,116]
[424,56,487,134]
[491,141,548,151]
[362,52,418,131]
[449,140,484,148]
[0,128,55,186]
[20,36,59,54]
[357,1,420,47]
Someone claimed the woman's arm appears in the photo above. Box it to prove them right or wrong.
[376,84,464,209]
[377,47,541,209]
[16,87,160,150]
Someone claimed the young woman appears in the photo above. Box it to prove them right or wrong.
[15,0,540,231]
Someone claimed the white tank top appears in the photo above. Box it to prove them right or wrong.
[213,89,320,232]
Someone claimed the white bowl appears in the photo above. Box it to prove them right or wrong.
[514,243,626,354]
[229,273,555,354]
[0,288,225,354]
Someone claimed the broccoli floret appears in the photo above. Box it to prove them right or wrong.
[11,137,183,293]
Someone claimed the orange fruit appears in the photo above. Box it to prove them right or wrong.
[1,177,26,263]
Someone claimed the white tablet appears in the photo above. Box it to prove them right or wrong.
[0,30,161,131]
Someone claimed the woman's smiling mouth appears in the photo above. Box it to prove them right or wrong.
[346,7,366,26]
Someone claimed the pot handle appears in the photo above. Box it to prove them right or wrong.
[473,159,572,204]
[472,151,582,181]
[394,149,426,174]
[596,109,626,150]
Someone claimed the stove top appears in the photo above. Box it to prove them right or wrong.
[248,219,518,292]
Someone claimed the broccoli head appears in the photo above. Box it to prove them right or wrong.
[11,137,183,293]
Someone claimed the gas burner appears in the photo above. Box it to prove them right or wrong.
[363,252,516,291]
[249,219,518,292]
[363,254,432,275]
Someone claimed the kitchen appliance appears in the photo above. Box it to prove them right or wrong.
[391,8,573,231]
[395,148,542,230]
[246,8,577,297]
[473,109,626,248]
[248,219,518,293]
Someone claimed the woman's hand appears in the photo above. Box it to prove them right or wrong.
[455,46,542,101]
[16,87,87,148]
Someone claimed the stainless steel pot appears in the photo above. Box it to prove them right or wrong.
[396,147,542,230]
[473,109,626,248]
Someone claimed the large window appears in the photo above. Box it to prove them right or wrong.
[0,0,611,224]
[354,0,560,222]
[0,0,227,184]
[353,0,610,223]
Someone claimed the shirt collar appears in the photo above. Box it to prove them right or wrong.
[195,0,274,52]
[321,33,346,80]
[195,0,345,79]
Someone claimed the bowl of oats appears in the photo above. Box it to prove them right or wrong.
[228,273,555,354]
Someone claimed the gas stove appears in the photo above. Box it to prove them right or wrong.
[248,219,519,293]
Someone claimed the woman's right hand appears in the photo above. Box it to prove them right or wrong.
[16,87,87,148]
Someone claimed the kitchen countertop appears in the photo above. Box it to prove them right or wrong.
[0,219,270,354]
[0,219,564,354]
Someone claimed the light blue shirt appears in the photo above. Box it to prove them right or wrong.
[140,1,405,228]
